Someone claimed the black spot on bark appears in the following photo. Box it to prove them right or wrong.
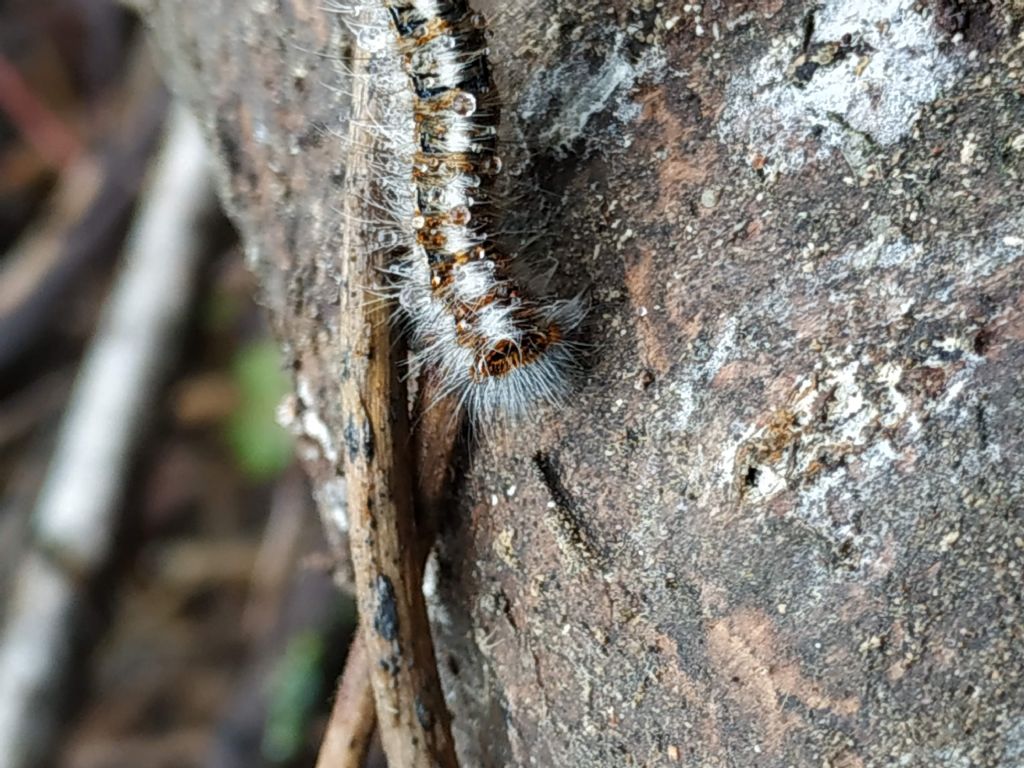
[373,574,399,642]
[297,121,326,149]
[974,327,993,355]
[934,0,969,34]
[344,415,374,462]
[379,654,400,677]
[533,451,578,514]
[217,116,243,176]
[345,416,361,461]
[533,451,609,569]
[362,419,375,461]
[447,655,460,676]
[415,696,435,730]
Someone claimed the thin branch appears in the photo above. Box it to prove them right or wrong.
[411,376,464,554]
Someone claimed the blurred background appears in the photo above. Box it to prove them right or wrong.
[0,1,356,766]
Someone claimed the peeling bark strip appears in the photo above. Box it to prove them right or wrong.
[331,34,458,768]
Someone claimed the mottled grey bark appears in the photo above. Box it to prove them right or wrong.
[141,1,1024,765]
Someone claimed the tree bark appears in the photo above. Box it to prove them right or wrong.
[141,1,1024,765]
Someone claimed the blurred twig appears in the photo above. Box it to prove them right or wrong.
[0,369,72,448]
[207,468,346,768]
[243,468,310,637]
[0,53,82,169]
[32,104,212,569]
[0,105,213,768]
[0,75,167,369]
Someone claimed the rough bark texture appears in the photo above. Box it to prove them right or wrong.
[141,1,1024,766]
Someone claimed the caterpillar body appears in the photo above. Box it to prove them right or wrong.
[343,0,585,420]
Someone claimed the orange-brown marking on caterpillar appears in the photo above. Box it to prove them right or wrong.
[470,326,562,380]
[417,90,472,114]
[428,249,476,289]
[394,16,451,48]
[410,152,477,177]
[449,292,503,321]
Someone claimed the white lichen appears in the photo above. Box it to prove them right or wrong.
[668,316,739,433]
[517,31,666,155]
[718,0,964,172]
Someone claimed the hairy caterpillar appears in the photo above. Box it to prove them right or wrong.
[337,0,585,420]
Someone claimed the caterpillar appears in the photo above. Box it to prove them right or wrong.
[339,0,585,420]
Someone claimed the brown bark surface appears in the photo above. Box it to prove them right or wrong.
[142,1,1024,766]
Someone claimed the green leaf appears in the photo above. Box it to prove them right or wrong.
[226,340,292,479]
